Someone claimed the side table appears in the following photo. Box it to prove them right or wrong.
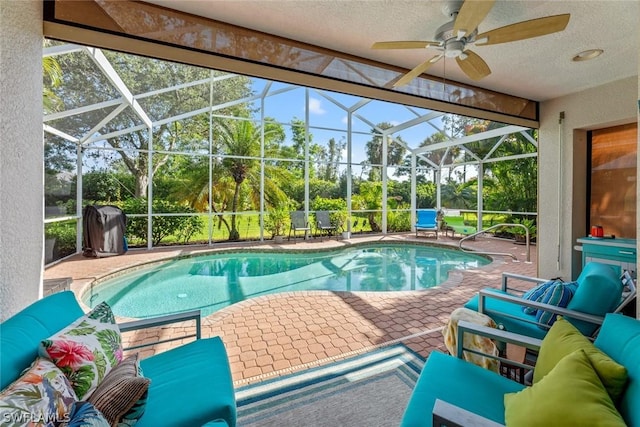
[499,343,528,384]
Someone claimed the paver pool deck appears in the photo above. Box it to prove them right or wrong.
[44,233,537,386]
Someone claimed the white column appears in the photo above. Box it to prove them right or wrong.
[410,153,416,232]
[76,145,84,251]
[304,89,310,217]
[381,134,388,233]
[346,113,352,232]
[0,0,44,319]
[477,162,484,230]
[146,127,154,249]
[436,169,442,209]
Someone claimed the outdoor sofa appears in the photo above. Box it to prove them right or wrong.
[0,291,236,426]
[401,313,640,426]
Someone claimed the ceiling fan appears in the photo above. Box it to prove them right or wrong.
[372,0,570,87]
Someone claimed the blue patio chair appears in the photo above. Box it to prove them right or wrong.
[416,209,438,238]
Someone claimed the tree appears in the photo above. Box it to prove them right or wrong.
[356,181,383,232]
[396,130,451,182]
[321,137,345,182]
[441,179,477,209]
[43,49,63,113]
[47,48,254,198]
[363,122,407,180]
[484,137,538,212]
[178,119,290,241]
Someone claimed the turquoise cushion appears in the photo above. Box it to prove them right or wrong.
[595,314,640,426]
[464,290,548,340]
[0,291,84,390]
[400,351,524,427]
[521,280,558,315]
[138,337,236,427]
[567,262,622,335]
[535,281,577,328]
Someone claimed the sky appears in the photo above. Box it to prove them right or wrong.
[250,78,447,167]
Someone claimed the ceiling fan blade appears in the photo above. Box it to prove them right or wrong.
[453,0,496,38]
[372,41,440,49]
[475,14,570,46]
[393,55,443,87]
[456,50,491,80]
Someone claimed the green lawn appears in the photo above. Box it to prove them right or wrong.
[153,212,377,245]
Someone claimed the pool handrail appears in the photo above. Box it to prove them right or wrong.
[458,223,531,263]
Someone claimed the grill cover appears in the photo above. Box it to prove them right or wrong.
[82,205,127,257]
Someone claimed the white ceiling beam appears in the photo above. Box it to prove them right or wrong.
[414,125,530,154]
[482,135,508,161]
[82,124,149,146]
[520,130,538,148]
[134,77,212,100]
[79,104,129,144]
[84,47,153,129]
[390,111,444,134]
[43,124,80,143]
[44,98,123,122]
[350,98,372,113]
[43,43,83,57]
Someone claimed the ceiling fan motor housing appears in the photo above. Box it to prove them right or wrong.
[435,20,476,58]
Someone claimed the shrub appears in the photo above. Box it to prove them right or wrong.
[387,210,411,232]
[265,203,291,238]
[311,197,347,230]
[117,198,202,246]
[45,220,77,259]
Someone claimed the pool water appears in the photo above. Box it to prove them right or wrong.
[84,243,489,318]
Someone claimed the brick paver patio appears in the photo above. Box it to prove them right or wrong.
[44,233,537,386]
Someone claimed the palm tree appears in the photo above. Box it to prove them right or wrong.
[43,56,63,113]
[180,119,290,241]
[441,179,477,209]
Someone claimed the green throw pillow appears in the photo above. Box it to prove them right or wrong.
[504,349,626,426]
[533,317,628,402]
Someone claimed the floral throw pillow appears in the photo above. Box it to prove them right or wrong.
[39,302,123,400]
[0,357,78,427]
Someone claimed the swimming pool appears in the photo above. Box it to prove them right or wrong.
[83,243,489,319]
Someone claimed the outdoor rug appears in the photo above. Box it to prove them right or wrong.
[235,344,425,427]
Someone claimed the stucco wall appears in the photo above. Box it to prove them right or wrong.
[0,0,44,320]
[538,76,638,282]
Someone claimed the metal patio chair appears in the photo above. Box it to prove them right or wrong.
[315,211,337,241]
[288,211,310,242]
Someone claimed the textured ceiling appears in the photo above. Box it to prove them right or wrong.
[145,0,638,102]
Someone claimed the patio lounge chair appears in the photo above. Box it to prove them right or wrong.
[463,262,633,340]
[416,209,438,238]
[288,211,310,241]
[443,215,477,237]
[315,211,337,241]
